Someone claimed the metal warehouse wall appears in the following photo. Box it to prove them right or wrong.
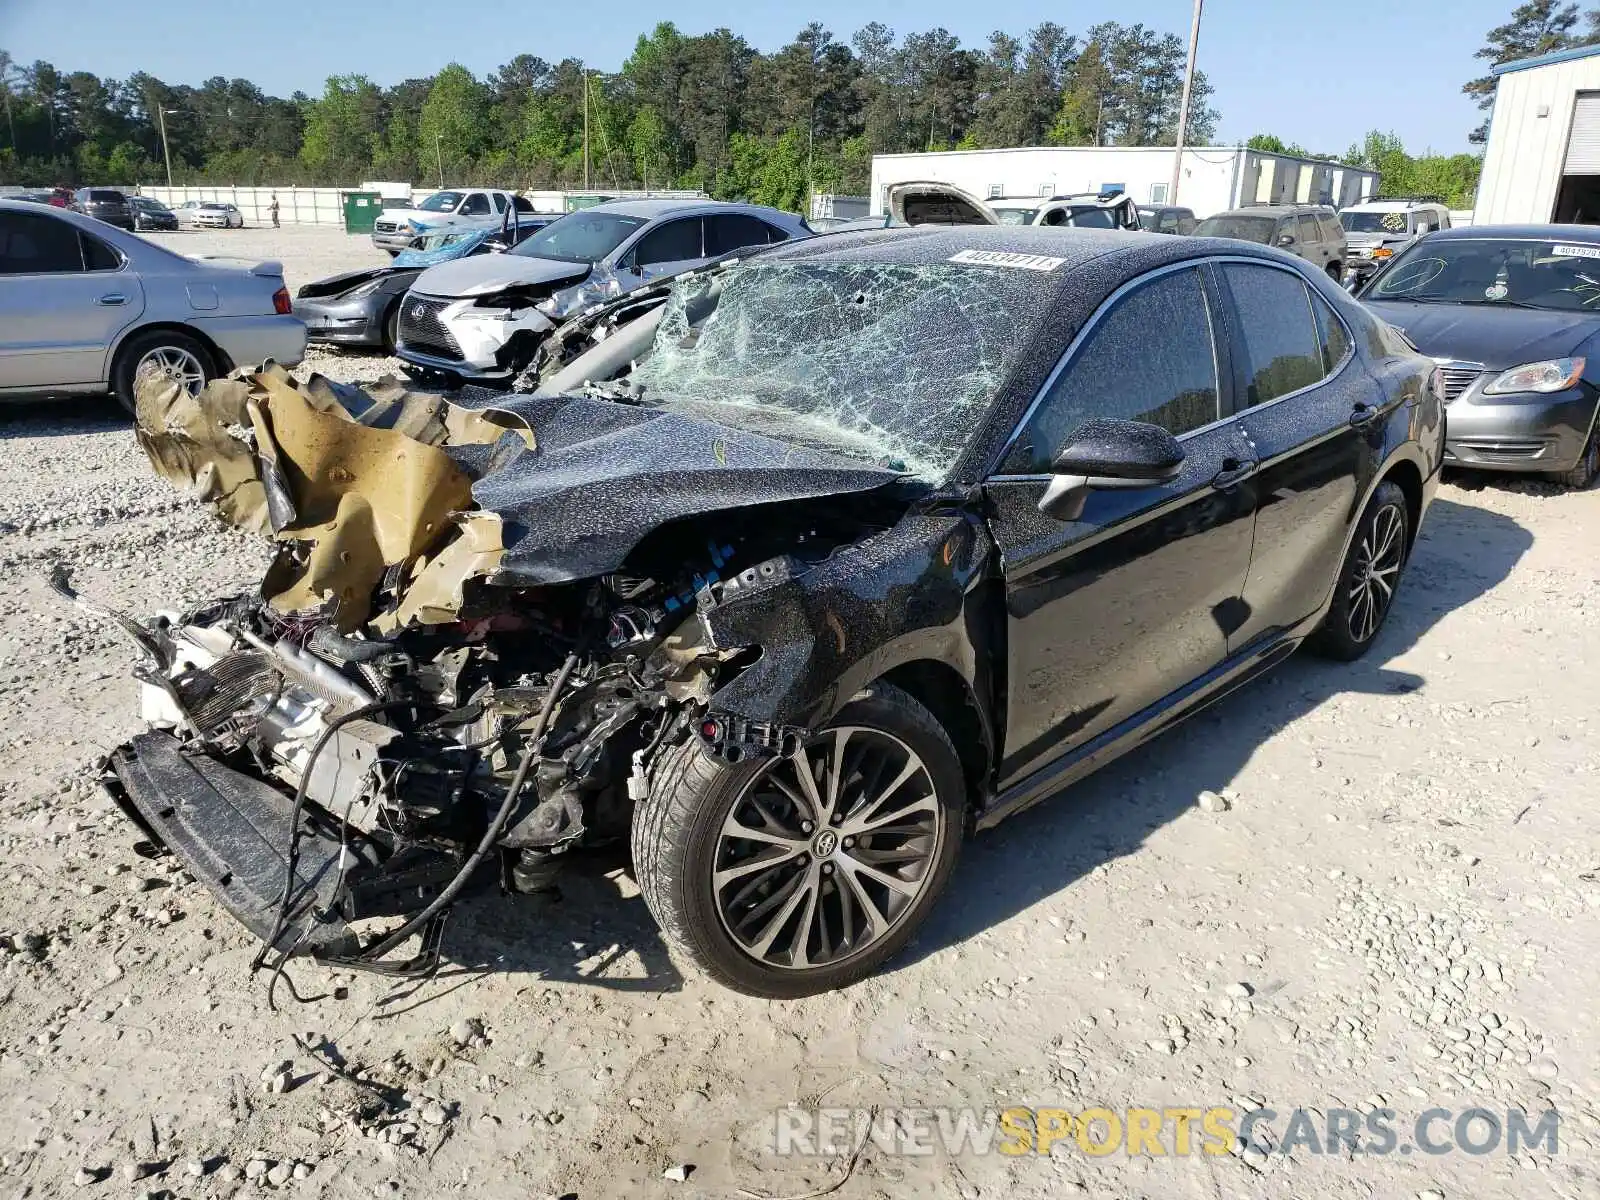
[867,148,1377,219]
[1477,54,1600,224]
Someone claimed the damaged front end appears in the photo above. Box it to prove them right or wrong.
[80,364,906,979]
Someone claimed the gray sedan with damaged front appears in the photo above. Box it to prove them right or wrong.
[79,226,1441,998]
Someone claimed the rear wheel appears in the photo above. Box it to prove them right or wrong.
[632,683,965,997]
[1550,425,1598,489]
[1309,480,1410,661]
[112,329,215,415]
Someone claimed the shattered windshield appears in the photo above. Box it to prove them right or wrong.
[511,212,648,263]
[625,261,1034,480]
[1342,210,1411,234]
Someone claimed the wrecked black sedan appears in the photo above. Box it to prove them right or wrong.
[86,227,1443,998]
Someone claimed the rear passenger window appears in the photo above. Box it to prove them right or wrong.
[0,211,85,274]
[491,193,506,213]
[81,232,120,272]
[1311,291,1352,372]
[705,213,780,256]
[1223,263,1327,405]
[1007,267,1220,471]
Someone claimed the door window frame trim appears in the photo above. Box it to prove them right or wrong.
[991,257,1238,477]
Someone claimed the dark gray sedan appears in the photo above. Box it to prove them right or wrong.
[1361,225,1600,488]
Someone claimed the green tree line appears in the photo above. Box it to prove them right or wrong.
[0,20,1218,210]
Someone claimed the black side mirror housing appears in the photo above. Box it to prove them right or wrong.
[1038,418,1186,521]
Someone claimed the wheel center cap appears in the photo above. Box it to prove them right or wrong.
[812,829,839,857]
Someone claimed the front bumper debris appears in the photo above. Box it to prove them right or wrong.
[102,732,370,956]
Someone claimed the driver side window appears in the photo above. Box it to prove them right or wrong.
[458,193,490,216]
[1005,267,1221,473]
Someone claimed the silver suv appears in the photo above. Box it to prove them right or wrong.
[1194,204,1348,279]
[1340,198,1452,286]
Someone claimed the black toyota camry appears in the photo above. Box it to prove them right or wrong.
[90,226,1443,998]
[1360,224,1600,487]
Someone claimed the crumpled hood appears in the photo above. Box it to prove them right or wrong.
[1365,300,1600,369]
[295,266,407,299]
[455,391,904,586]
[131,369,903,631]
[411,254,592,299]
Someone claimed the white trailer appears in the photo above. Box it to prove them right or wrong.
[868,146,1378,220]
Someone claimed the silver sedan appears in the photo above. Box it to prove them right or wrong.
[0,199,305,410]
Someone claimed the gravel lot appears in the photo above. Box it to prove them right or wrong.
[0,226,1597,1199]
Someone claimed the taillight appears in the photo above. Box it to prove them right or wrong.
[272,286,291,315]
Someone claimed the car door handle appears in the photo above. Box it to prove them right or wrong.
[96,293,127,306]
[1211,457,1257,489]
[1349,402,1384,430]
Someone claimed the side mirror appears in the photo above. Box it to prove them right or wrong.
[1415,222,1432,234]
[482,238,509,253]
[1277,232,1297,247]
[1037,418,1186,521]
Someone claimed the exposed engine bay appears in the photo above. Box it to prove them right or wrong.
[75,360,911,988]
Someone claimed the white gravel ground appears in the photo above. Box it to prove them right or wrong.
[0,226,1596,1200]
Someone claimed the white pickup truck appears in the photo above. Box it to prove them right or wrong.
[371,189,535,255]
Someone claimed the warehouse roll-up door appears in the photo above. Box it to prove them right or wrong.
[1564,93,1600,173]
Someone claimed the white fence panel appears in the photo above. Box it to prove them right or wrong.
[137,185,348,226]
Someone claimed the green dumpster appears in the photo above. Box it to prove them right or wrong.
[341,191,383,234]
[564,193,612,212]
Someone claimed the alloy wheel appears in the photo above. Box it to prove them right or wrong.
[1347,502,1405,643]
[134,346,207,397]
[712,727,944,971]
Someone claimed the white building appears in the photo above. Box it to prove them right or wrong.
[868,146,1379,219]
[1475,43,1600,225]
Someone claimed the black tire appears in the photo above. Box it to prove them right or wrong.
[1308,480,1410,661]
[1550,425,1598,489]
[111,328,216,416]
[632,683,965,998]
[382,302,401,354]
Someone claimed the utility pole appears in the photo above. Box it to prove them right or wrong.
[157,107,178,187]
[582,68,591,191]
[434,134,445,188]
[1170,0,1204,206]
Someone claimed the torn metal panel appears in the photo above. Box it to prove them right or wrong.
[376,512,507,632]
[462,392,905,587]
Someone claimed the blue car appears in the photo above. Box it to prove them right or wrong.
[294,213,554,352]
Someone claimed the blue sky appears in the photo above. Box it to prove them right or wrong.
[2,0,1512,154]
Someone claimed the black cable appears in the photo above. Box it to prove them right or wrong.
[356,653,579,963]
[251,697,441,974]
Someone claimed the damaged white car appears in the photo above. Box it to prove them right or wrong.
[393,197,807,385]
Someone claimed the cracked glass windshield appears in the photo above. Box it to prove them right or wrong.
[626,262,1032,480]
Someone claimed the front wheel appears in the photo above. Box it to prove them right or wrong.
[1549,425,1597,489]
[1308,480,1410,661]
[632,684,965,997]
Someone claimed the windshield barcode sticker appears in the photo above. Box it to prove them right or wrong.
[949,249,1066,272]
[1551,243,1600,260]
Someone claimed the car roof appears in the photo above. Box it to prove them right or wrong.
[1207,205,1327,216]
[581,197,795,220]
[1425,223,1600,241]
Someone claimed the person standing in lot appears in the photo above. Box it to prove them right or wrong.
[269,194,280,228]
